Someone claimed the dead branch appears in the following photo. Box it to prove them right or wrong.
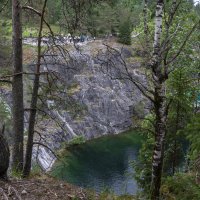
[22,5,55,41]
[0,187,9,200]
[8,186,22,200]
[98,44,155,102]
[33,142,58,159]
[167,20,200,66]
[0,71,49,79]
[0,79,12,84]
[0,0,9,13]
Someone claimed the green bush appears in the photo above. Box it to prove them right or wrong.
[68,135,86,146]
[118,19,132,45]
[161,173,200,200]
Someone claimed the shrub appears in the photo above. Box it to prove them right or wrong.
[68,135,86,146]
[161,173,200,200]
[118,19,132,45]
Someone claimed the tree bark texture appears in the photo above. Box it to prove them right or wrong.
[12,0,24,172]
[0,128,10,179]
[150,0,166,199]
[151,82,167,200]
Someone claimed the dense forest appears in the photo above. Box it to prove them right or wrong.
[0,0,200,199]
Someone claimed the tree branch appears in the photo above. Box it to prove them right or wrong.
[33,142,58,159]
[0,79,12,84]
[0,0,9,13]
[22,5,55,38]
[167,20,200,65]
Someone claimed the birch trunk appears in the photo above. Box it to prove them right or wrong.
[151,82,167,199]
[12,0,24,172]
[150,1,166,199]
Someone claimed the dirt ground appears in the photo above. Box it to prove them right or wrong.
[0,177,96,200]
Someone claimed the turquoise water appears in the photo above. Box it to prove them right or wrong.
[52,131,142,195]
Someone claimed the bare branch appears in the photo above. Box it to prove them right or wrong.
[0,71,48,79]
[22,6,55,38]
[0,0,9,13]
[166,20,200,65]
[0,188,9,200]
[33,142,58,159]
[0,79,12,84]
[98,44,155,102]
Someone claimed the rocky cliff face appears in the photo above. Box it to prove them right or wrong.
[0,41,147,170]
[34,42,147,170]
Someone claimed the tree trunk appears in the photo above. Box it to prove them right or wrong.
[12,0,24,173]
[172,100,180,175]
[23,74,40,177]
[23,0,48,177]
[151,82,167,200]
[150,1,165,199]
[0,126,10,180]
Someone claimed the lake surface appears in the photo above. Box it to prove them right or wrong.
[52,131,142,195]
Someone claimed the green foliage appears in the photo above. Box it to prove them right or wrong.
[134,56,199,193]
[161,173,200,200]
[0,97,11,120]
[30,164,42,177]
[22,27,38,38]
[0,19,12,40]
[68,135,86,146]
[183,114,200,161]
[164,65,199,173]
[167,67,198,116]
[47,0,62,24]
[11,169,23,178]
[133,0,200,195]
[133,115,155,197]
[85,2,119,36]
[57,0,142,36]
[86,189,137,200]
[133,133,153,197]
[118,18,132,45]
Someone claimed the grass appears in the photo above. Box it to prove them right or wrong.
[22,24,62,38]
[86,189,137,200]
[68,83,81,95]
[0,18,62,41]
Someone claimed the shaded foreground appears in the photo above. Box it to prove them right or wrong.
[0,177,92,200]
[0,177,135,200]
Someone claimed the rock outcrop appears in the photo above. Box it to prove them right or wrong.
[0,41,148,170]
[34,42,148,170]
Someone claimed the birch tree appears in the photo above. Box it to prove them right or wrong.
[149,1,166,199]
[99,0,199,198]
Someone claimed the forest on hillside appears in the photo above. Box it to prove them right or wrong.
[0,0,200,199]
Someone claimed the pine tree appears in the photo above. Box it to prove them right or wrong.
[118,18,132,45]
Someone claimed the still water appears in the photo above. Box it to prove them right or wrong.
[52,131,142,195]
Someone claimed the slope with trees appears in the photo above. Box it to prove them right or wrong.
[0,0,200,199]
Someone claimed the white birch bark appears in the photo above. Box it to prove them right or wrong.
[150,1,166,200]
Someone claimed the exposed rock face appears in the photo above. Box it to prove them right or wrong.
[35,43,148,170]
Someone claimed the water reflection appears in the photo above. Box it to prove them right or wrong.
[53,131,141,195]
